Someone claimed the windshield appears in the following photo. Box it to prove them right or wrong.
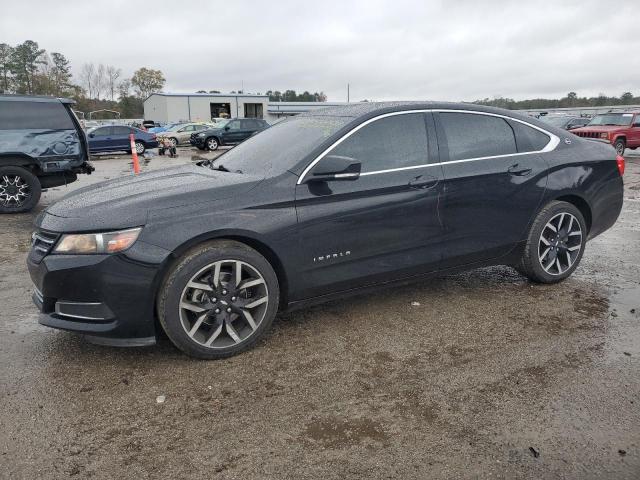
[540,116,570,127]
[211,115,350,176]
[588,113,634,126]
[212,119,229,128]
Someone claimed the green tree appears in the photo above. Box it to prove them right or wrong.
[50,52,72,96]
[0,43,14,93]
[10,40,45,94]
[131,67,165,99]
[620,92,633,103]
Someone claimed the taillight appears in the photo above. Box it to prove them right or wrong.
[616,155,625,176]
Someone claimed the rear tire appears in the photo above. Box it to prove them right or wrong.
[134,141,145,155]
[0,166,42,213]
[518,201,587,283]
[158,240,279,359]
[614,138,626,156]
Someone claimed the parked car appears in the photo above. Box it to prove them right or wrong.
[148,122,181,134]
[571,112,640,155]
[142,120,157,130]
[0,94,93,213]
[540,115,590,130]
[157,123,214,147]
[82,120,100,130]
[87,125,158,154]
[27,102,624,358]
[190,118,269,150]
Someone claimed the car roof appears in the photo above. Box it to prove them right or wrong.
[300,101,553,130]
[0,94,75,104]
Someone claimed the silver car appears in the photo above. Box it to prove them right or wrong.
[158,123,214,147]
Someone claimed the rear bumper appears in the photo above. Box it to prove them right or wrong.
[27,240,171,344]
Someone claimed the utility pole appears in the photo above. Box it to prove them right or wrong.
[347,83,350,103]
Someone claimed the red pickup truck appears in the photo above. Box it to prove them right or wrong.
[571,112,640,156]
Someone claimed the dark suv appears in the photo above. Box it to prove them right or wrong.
[0,95,93,213]
[190,118,269,150]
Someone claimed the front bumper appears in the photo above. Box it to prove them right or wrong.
[190,136,206,147]
[27,239,171,345]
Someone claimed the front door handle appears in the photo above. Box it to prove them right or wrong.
[408,175,438,190]
[507,164,533,176]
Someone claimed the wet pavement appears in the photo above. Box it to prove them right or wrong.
[1,148,639,479]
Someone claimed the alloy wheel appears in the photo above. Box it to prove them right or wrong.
[179,259,269,348]
[207,138,218,150]
[170,138,178,147]
[135,142,145,154]
[615,142,625,156]
[0,174,31,207]
[538,212,582,275]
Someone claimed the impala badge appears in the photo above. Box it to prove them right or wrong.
[313,251,351,263]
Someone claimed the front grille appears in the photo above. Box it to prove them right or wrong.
[574,131,601,138]
[29,230,60,263]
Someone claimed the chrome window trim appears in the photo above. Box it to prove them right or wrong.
[297,109,559,184]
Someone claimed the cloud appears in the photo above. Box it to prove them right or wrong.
[2,0,638,101]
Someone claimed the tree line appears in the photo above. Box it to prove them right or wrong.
[195,89,327,102]
[474,91,640,110]
[0,40,165,118]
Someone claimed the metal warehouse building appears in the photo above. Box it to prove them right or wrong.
[144,93,348,124]
[144,93,270,124]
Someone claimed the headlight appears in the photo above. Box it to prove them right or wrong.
[600,132,609,139]
[54,228,142,254]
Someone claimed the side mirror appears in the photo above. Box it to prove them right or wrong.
[224,126,230,131]
[88,133,95,138]
[307,155,361,182]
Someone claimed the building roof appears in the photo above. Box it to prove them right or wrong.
[145,92,269,102]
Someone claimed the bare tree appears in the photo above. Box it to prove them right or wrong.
[94,64,106,100]
[105,65,121,101]
[80,63,95,98]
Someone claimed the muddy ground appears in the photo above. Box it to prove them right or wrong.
[1,147,639,479]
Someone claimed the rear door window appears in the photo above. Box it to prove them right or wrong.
[509,121,551,152]
[242,119,259,130]
[327,113,429,173]
[112,126,132,136]
[0,101,75,130]
[438,112,517,161]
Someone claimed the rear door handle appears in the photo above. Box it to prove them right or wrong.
[409,175,438,190]
[507,164,532,176]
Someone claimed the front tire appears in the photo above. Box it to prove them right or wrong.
[614,138,626,156]
[206,137,219,151]
[0,166,42,213]
[158,240,279,359]
[518,201,587,283]
[169,137,178,148]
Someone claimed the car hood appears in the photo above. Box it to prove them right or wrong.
[37,165,263,232]
[572,125,628,133]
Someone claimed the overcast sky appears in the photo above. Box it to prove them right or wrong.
[2,0,639,102]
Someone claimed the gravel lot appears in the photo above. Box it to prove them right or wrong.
[1,147,639,479]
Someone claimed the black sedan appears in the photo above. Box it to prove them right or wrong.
[28,102,624,359]
[190,118,269,150]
